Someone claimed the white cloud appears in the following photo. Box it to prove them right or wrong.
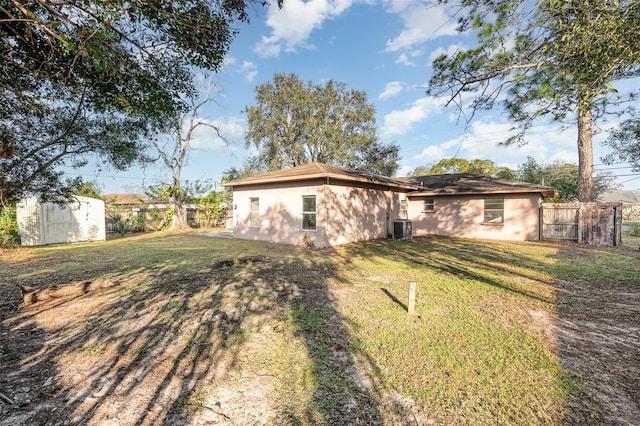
[385,1,459,52]
[382,96,444,136]
[457,122,548,160]
[379,81,405,100]
[254,36,282,58]
[396,164,414,177]
[254,0,355,58]
[435,120,580,166]
[429,43,465,63]
[402,119,592,176]
[549,150,578,163]
[188,116,246,151]
[414,144,445,160]
[413,138,462,161]
[497,161,520,171]
[244,70,258,83]
[395,53,415,66]
[385,0,414,13]
[239,61,258,83]
[222,56,237,68]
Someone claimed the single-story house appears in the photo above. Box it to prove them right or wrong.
[221,163,556,248]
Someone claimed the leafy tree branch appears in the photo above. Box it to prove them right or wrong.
[428,0,640,201]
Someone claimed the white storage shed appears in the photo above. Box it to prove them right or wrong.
[17,196,106,246]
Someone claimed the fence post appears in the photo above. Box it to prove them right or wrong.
[577,204,584,244]
[408,281,416,315]
[539,205,544,241]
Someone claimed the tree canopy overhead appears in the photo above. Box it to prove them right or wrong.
[410,158,515,179]
[2,0,257,118]
[602,117,640,172]
[518,156,616,201]
[244,73,400,176]
[427,0,640,201]
[1,0,273,204]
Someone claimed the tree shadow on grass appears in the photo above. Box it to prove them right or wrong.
[342,236,557,305]
[0,236,385,425]
[550,243,640,425]
[343,236,640,425]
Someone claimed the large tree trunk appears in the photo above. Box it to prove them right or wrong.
[170,196,190,230]
[169,174,190,230]
[577,101,594,202]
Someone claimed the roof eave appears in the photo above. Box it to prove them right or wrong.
[408,189,556,198]
[222,172,417,190]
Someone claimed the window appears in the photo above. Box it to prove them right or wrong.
[302,195,317,230]
[249,197,259,227]
[423,198,435,212]
[484,198,504,224]
[400,197,408,219]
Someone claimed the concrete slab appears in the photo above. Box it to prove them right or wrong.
[196,231,233,239]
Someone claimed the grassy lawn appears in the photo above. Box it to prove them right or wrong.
[1,231,638,425]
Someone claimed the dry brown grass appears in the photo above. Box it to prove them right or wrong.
[1,230,638,425]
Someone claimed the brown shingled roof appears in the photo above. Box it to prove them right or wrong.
[102,193,154,205]
[401,174,557,198]
[221,162,416,190]
[222,163,557,197]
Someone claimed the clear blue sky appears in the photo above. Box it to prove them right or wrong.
[72,0,640,194]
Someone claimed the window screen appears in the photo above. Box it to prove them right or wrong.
[302,195,317,230]
[423,199,435,212]
[484,198,504,224]
[249,197,259,227]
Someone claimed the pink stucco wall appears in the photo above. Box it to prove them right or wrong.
[407,194,543,241]
[232,182,543,246]
[231,181,402,247]
[323,184,396,246]
[232,180,328,247]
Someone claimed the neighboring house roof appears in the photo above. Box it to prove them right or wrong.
[221,162,418,190]
[401,174,557,198]
[222,163,557,197]
[102,193,150,205]
[597,189,640,204]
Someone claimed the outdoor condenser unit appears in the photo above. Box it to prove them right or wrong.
[393,219,412,240]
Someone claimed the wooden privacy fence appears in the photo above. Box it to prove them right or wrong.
[540,202,623,246]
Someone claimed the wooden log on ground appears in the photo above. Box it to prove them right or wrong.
[212,256,268,269]
[20,278,117,306]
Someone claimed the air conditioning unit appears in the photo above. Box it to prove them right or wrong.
[393,219,412,240]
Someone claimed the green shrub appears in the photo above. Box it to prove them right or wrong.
[109,213,128,236]
[630,223,640,237]
[127,213,146,232]
[0,205,21,247]
[145,207,171,231]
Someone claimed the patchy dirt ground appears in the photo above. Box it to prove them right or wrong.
[552,242,640,425]
[1,235,639,425]
[0,247,414,425]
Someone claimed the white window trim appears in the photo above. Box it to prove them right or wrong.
[483,198,505,225]
[249,197,260,228]
[301,195,317,232]
[422,198,435,213]
[399,197,408,219]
